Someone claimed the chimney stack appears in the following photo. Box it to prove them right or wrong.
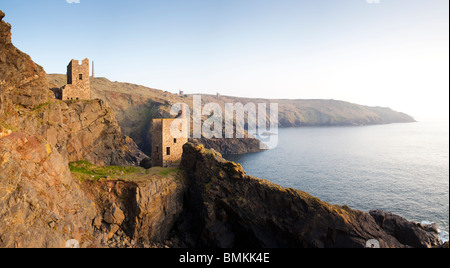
[181,104,186,119]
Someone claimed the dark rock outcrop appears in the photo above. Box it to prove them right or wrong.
[369,210,442,248]
[178,142,442,248]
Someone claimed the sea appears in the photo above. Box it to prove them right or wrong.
[225,121,449,243]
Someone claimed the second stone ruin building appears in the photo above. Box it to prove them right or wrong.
[151,104,188,167]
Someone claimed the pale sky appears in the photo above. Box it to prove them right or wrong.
[1,0,449,120]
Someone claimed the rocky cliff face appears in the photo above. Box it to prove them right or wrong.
[1,10,162,248]
[370,210,442,248]
[0,133,97,247]
[190,137,266,155]
[0,11,49,111]
[63,100,146,166]
[0,134,442,248]
[0,132,184,248]
[178,142,442,248]
[78,175,185,247]
[2,99,146,166]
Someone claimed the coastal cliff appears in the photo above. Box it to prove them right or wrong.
[0,133,184,247]
[190,137,266,155]
[0,135,443,248]
[2,99,146,166]
[48,74,266,156]
[0,11,145,166]
[0,10,441,248]
[1,9,153,247]
[47,74,416,156]
[177,142,441,248]
[0,133,97,247]
[0,11,48,111]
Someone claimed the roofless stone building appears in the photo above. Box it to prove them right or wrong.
[53,59,91,100]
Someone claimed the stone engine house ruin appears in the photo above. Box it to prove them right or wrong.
[152,105,188,167]
[53,59,91,100]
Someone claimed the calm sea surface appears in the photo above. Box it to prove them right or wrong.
[225,121,449,242]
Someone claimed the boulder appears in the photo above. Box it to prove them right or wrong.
[104,204,125,225]
[139,157,152,169]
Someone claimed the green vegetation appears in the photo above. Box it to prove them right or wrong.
[32,101,52,112]
[69,160,182,182]
[158,167,180,176]
[0,122,18,132]
[63,99,99,105]
[69,160,141,180]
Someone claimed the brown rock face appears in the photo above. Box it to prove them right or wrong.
[0,10,153,247]
[0,132,182,248]
[78,176,185,247]
[0,10,11,45]
[3,99,146,166]
[63,100,147,166]
[0,10,146,166]
[0,10,49,110]
[133,178,185,244]
[0,133,97,248]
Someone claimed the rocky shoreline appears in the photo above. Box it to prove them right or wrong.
[0,134,445,248]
